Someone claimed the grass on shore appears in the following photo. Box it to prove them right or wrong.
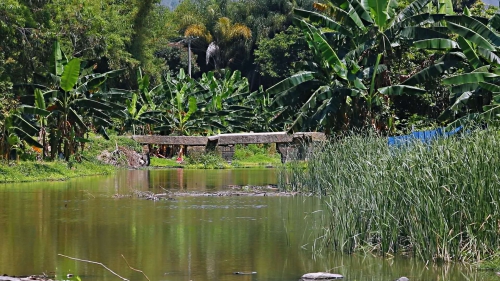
[0,160,114,182]
[0,134,140,183]
[279,129,500,264]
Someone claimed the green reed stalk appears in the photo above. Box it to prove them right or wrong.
[279,129,500,263]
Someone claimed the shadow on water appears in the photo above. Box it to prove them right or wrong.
[0,169,497,281]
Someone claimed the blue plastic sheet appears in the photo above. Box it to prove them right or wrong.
[388,127,462,147]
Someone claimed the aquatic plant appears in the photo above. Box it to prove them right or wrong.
[279,129,500,263]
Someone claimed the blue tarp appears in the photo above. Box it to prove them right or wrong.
[388,126,462,146]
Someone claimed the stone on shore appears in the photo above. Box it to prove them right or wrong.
[301,272,343,280]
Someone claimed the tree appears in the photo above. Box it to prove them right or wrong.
[184,17,252,70]
[254,26,312,85]
[267,0,439,133]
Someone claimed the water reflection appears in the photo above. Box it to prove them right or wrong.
[0,169,497,281]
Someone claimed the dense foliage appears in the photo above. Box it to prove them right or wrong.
[1,0,500,160]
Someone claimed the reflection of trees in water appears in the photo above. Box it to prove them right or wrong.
[0,180,485,281]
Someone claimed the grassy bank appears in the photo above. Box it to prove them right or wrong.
[0,134,141,183]
[0,160,114,182]
[279,129,500,263]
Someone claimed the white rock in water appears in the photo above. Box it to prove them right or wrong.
[301,272,343,280]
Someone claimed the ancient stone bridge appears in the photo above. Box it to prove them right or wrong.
[132,132,326,163]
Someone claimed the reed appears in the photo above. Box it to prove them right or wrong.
[279,129,500,263]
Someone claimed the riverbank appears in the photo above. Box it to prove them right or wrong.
[0,135,281,183]
[279,129,500,264]
[0,160,115,183]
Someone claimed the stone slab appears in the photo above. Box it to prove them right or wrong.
[210,132,294,145]
[132,135,208,146]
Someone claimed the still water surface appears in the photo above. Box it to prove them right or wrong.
[0,169,497,281]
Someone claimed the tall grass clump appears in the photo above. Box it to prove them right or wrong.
[279,129,500,263]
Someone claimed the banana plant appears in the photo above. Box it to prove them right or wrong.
[122,69,164,135]
[155,69,214,136]
[267,1,431,133]
[31,41,125,160]
[197,69,256,132]
[433,9,500,128]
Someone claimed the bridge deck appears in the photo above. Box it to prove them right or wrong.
[132,132,325,145]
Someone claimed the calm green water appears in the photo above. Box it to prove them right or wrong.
[0,169,497,281]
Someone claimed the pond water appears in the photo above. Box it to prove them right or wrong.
[0,169,497,281]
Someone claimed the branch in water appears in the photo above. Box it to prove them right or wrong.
[121,254,151,281]
[57,254,129,281]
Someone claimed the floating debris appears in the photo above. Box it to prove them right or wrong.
[301,272,343,280]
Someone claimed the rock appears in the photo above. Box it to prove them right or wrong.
[301,272,343,280]
[395,277,409,281]
[97,146,149,168]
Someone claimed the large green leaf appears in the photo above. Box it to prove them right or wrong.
[68,108,88,131]
[446,15,500,47]
[457,36,482,69]
[413,38,458,49]
[402,60,457,86]
[294,8,353,36]
[479,82,500,92]
[182,96,198,123]
[378,85,426,95]
[60,58,81,92]
[50,40,64,76]
[34,89,46,110]
[19,106,50,117]
[267,72,315,96]
[349,0,374,23]
[451,83,479,94]
[489,13,500,32]
[75,74,107,93]
[73,99,113,111]
[438,0,454,15]
[362,0,390,27]
[450,91,473,111]
[442,72,498,85]
[12,114,38,136]
[13,128,43,148]
[477,47,500,65]
[89,109,111,121]
[399,27,448,40]
[310,29,347,79]
[446,21,495,51]
[394,0,431,23]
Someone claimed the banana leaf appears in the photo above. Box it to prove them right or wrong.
[13,128,43,148]
[68,108,88,131]
[294,8,353,36]
[19,106,50,117]
[446,22,495,51]
[378,85,427,95]
[442,72,498,85]
[457,36,482,69]
[60,58,81,92]
[267,71,315,96]
[446,15,500,47]
[413,38,459,49]
[73,99,113,111]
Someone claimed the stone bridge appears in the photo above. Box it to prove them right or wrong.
[132,132,326,163]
